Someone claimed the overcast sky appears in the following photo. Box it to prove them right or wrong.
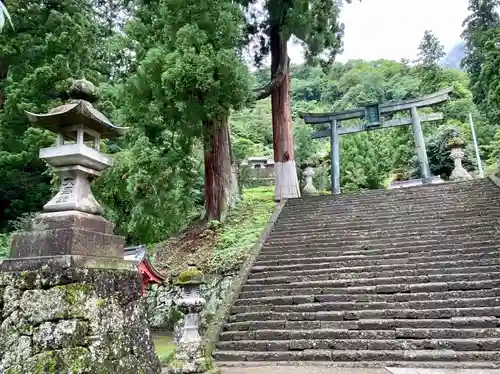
[288,0,470,63]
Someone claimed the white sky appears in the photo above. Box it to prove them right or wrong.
[288,0,470,63]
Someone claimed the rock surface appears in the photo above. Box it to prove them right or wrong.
[0,262,161,373]
[145,274,237,333]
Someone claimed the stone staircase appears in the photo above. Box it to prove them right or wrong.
[214,179,500,369]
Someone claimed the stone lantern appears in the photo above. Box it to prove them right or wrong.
[0,79,161,374]
[26,79,126,215]
[302,162,318,197]
[448,137,472,182]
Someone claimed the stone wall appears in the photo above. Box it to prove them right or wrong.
[0,262,160,374]
[144,273,237,334]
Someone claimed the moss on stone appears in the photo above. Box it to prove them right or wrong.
[175,268,204,286]
[168,358,184,369]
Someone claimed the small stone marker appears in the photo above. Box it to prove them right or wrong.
[0,79,161,373]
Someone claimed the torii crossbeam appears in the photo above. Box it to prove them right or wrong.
[300,88,453,194]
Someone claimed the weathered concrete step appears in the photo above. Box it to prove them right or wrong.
[235,288,500,307]
[239,280,500,299]
[217,338,500,351]
[242,271,500,291]
[277,204,500,225]
[213,349,500,362]
[223,317,500,332]
[265,225,497,246]
[258,241,499,261]
[273,214,500,234]
[284,180,495,204]
[214,360,500,369]
[270,217,500,238]
[231,297,500,315]
[284,182,498,204]
[268,222,500,243]
[280,197,500,215]
[248,264,500,283]
[228,306,500,324]
[219,327,500,341]
[286,190,500,207]
[284,182,499,202]
[252,245,500,275]
[261,235,498,253]
[254,250,500,268]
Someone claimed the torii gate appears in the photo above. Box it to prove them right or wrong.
[300,88,453,195]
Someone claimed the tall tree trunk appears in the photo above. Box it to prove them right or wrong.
[203,116,233,222]
[0,61,9,110]
[270,27,300,201]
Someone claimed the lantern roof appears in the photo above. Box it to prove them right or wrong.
[25,79,127,140]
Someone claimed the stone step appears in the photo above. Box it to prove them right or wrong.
[239,279,500,299]
[287,183,499,206]
[235,288,500,307]
[258,241,499,260]
[265,225,497,246]
[217,338,500,352]
[284,189,500,209]
[284,181,495,205]
[280,196,500,215]
[223,317,500,332]
[242,271,500,291]
[276,204,500,225]
[273,213,500,234]
[254,249,500,268]
[263,237,498,252]
[267,222,499,243]
[228,306,500,324]
[247,263,500,282]
[270,216,500,238]
[231,297,500,315]
[215,360,500,369]
[219,327,500,341]
[212,349,500,362]
[284,183,498,204]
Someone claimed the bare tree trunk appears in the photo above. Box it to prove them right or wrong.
[203,116,233,222]
[270,27,300,201]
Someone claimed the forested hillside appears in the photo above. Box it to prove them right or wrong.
[1,0,500,257]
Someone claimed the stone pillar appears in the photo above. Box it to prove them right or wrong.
[167,266,216,374]
[302,165,318,197]
[411,106,432,182]
[0,79,160,374]
[331,119,341,195]
[450,147,473,181]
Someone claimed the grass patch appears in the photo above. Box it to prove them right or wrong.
[0,233,10,260]
[154,186,276,276]
[206,186,275,273]
[152,332,175,363]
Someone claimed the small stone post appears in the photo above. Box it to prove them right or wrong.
[0,79,161,373]
[449,143,473,181]
[302,164,318,197]
[168,266,217,374]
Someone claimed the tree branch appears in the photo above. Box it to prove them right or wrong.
[252,53,290,101]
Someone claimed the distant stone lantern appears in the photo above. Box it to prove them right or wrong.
[25,79,127,215]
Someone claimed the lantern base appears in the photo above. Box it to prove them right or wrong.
[9,211,124,259]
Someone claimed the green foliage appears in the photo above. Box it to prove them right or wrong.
[0,233,10,259]
[207,186,275,273]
